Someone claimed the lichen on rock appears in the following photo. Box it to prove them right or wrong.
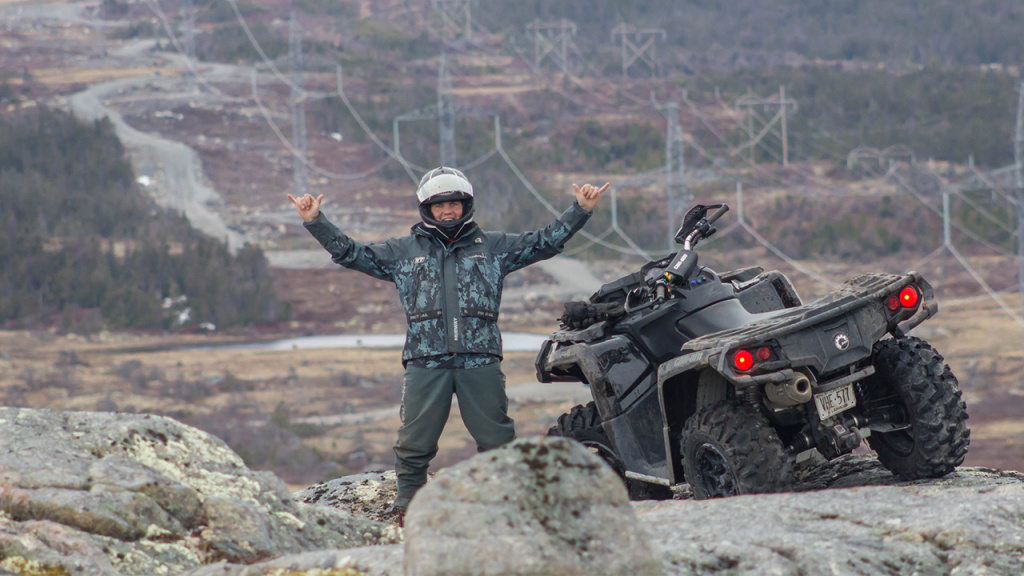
[0,408,400,575]
[402,436,662,576]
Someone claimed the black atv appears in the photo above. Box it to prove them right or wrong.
[538,203,970,500]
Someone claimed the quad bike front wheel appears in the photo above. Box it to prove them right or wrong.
[548,402,674,501]
[680,400,793,499]
[864,336,970,479]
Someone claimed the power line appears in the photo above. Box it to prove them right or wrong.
[225,0,308,95]
[250,70,393,182]
[289,8,307,196]
[143,0,239,100]
[335,66,419,184]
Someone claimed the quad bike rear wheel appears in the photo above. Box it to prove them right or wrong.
[864,336,970,479]
[548,402,674,501]
[680,400,793,499]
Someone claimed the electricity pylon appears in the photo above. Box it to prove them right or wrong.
[183,0,196,92]
[611,24,665,78]
[734,86,797,166]
[432,0,474,42]
[289,9,308,196]
[663,102,687,249]
[526,19,577,74]
[438,53,456,166]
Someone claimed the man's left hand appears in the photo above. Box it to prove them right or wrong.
[573,182,610,213]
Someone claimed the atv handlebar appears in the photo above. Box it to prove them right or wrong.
[682,203,729,250]
[706,204,729,226]
[625,203,732,314]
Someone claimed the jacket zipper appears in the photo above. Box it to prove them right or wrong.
[441,241,461,351]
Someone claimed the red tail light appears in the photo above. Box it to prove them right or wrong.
[734,350,754,371]
[899,286,919,308]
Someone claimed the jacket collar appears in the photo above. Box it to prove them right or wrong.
[412,221,480,248]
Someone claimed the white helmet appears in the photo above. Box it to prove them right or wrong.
[416,166,475,237]
[416,166,474,203]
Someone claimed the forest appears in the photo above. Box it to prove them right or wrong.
[0,107,284,331]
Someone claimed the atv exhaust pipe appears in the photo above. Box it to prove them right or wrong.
[765,370,814,408]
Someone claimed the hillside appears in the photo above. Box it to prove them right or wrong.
[1,0,1023,488]
[0,107,283,332]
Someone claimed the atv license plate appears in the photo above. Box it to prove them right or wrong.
[814,383,856,420]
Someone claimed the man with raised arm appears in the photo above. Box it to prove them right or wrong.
[288,167,607,521]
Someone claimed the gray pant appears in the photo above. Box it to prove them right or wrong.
[392,362,515,508]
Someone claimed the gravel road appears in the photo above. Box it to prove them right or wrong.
[67,65,246,251]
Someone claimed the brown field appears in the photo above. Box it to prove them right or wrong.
[30,67,182,86]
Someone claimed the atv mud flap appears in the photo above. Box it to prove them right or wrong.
[602,386,673,481]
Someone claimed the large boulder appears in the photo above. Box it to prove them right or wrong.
[637,459,1024,575]
[0,408,400,576]
[402,437,662,576]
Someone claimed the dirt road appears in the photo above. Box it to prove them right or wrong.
[66,47,245,251]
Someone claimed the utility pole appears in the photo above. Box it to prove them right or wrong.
[1016,81,1024,193]
[432,0,474,42]
[526,19,577,74]
[611,24,665,78]
[395,54,491,168]
[289,9,307,196]
[664,102,687,250]
[183,0,196,92]
[438,53,456,167]
[94,1,105,57]
[1015,81,1024,359]
[734,86,797,166]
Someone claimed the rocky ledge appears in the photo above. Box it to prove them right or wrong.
[2,407,1023,575]
[0,408,400,576]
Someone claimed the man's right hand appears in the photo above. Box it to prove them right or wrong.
[288,193,323,223]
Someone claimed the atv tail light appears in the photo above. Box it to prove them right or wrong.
[899,286,919,308]
[757,347,772,361]
[734,350,754,371]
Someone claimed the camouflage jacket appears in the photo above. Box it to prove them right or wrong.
[303,203,592,364]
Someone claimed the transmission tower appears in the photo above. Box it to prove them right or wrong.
[94,2,105,57]
[1016,81,1024,192]
[438,53,457,167]
[183,0,196,92]
[663,102,687,250]
[611,24,665,78]
[394,54,493,169]
[526,19,577,74]
[289,10,308,196]
[1015,81,1024,358]
[432,0,474,42]
[734,86,797,166]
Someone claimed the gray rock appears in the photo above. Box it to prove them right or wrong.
[0,408,401,575]
[637,464,1024,575]
[402,436,663,576]
[5,404,1024,576]
[180,548,404,576]
[293,470,405,527]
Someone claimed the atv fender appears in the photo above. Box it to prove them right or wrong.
[540,339,623,418]
[654,350,715,484]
